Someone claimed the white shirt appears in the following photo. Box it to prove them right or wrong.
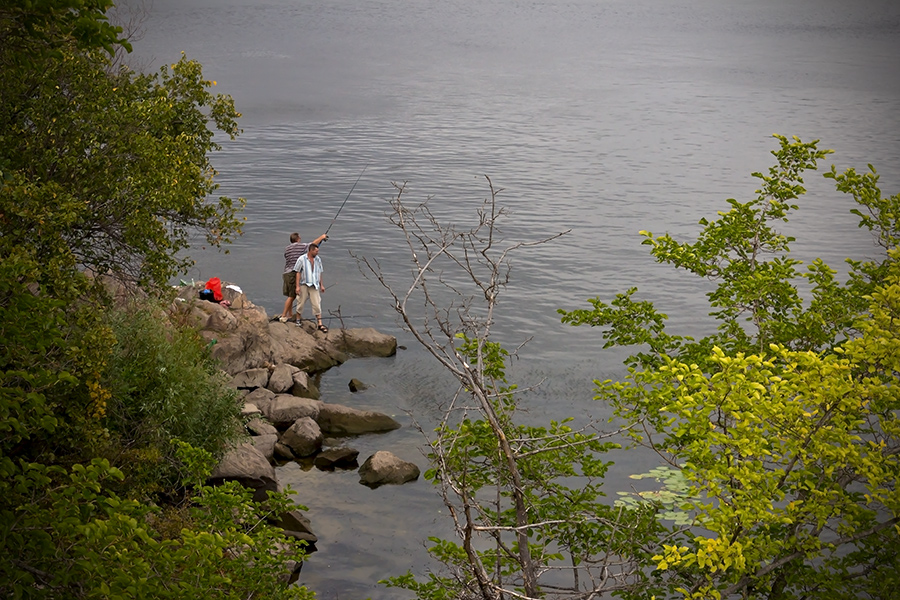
[293,254,323,287]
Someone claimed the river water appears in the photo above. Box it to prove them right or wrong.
[128,0,899,597]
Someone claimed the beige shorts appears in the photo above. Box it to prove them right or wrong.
[296,285,321,316]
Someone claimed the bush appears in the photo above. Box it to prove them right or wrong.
[101,297,244,494]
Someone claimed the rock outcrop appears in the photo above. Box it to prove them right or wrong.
[172,282,397,375]
[187,280,419,566]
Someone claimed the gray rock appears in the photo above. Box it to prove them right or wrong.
[358,451,420,487]
[348,378,369,392]
[246,417,278,436]
[291,370,320,399]
[314,447,360,470]
[316,402,401,435]
[283,529,318,545]
[267,363,296,394]
[244,387,276,414]
[274,509,317,541]
[241,402,261,417]
[264,395,322,429]
[281,417,323,457]
[335,327,397,358]
[209,442,277,501]
[231,367,270,390]
[250,433,278,462]
[274,441,295,460]
[206,304,240,333]
[272,540,305,584]
[170,282,397,376]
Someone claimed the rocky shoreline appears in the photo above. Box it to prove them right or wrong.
[170,281,420,565]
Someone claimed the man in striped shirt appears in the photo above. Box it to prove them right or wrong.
[279,231,327,322]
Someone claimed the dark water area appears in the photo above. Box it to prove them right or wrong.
[128,0,900,597]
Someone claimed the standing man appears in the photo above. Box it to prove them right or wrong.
[293,243,328,333]
[279,232,327,322]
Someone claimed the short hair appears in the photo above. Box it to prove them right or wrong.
[308,243,319,250]
[290,232,300,243]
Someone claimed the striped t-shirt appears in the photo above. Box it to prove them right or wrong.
[283,242,308,273]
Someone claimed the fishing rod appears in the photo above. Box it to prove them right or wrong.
[323,162,369,241]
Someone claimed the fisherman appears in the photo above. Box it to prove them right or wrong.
[293,242,328,333]
[279,231,327,323]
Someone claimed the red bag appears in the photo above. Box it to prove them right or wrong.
[205,277,223,302]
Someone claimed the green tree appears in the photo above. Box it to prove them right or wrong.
[562,135,900,599]
[1,48,244,289]
[0,0,128,63]
[1,0,244,465]
[0,3,310,598]
[560,135,897,369]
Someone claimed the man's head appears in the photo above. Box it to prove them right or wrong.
[290,232,300,243]
[308,243,319,257]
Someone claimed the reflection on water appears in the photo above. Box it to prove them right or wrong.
[132,0,900,596]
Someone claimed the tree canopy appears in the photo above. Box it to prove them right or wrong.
[0,3,312,598]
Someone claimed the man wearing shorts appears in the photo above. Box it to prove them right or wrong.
[279,231,327,322]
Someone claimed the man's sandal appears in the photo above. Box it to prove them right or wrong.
[317,323,328,333]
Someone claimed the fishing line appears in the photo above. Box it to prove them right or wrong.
[291,315,376,323]
[323,162,369,240]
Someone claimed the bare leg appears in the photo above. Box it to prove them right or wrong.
[282,295,294,319]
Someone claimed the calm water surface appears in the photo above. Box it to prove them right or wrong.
[131,0,900,597]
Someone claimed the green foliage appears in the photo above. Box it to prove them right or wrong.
[559,135,892,369]
[0,0,128,64]
[0,262,115,466]
[600,278,900,598]
[1,446,315,600]
[615,467,695,526]
[102,299,243,494]
[563,135,900,599]
[0,48,244,289]
[386,334,665,598]
[0,6,309,599]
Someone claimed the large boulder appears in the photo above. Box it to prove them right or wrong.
[244,387,276,414]
[316,403,401,435]
[209,442,277,501]
[335,327,397,358]
[358,451,420,487]
[246,417,278,437]
[274,441,295,460]
[251,433,278,462]
[263,395,322,429]
[241,403,261,417]
[266,363,296,394]
[314,447,360,470]
[291,370,319,399]
[232,368,270,390]
[273,509,318,546]
[280,417,323,457]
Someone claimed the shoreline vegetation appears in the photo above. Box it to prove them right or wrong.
[2,3,898,599]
